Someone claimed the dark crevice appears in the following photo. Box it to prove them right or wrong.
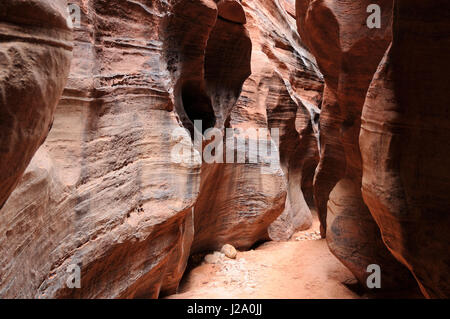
[181,81,216,134]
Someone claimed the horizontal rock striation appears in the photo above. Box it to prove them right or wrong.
[0,0,322,298]
[1,0,200,298]
[360,0,450,298]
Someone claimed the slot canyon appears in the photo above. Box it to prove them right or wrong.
[0,0,448,299]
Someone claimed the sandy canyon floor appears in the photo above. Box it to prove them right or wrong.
[167,217,369,299]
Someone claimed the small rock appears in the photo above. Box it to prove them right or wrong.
[204,251,224,264]
[221,244,237,259]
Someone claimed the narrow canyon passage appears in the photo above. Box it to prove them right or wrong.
[167,214,364,299]
[167,214,420,299]
[0,0,448,300]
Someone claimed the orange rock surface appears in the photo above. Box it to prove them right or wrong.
[295,0,419,291]
[0,0,72,209]
[360,0,450,298]
[1,0,448,299]
[0,0,322,298]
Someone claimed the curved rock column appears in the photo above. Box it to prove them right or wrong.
[0,0,72,209]
[266,73,320,240]
[296,0,418,291]
[360,0,450,298]
[0,0,201,298]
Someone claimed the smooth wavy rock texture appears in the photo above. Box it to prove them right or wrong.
[295,0,419,291]
[0,0,322,298]
[360,0,450,298]
[0,0,72,209]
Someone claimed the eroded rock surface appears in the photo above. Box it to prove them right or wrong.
[0,0,322,298]
[217,0,247,24]
[295,0,419,291]
[0,0,72,209]
[234,0,323,243]
[1,0,200,298]
[2,0,447,300]
[360,0,450,298]
[171,0,323,252]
